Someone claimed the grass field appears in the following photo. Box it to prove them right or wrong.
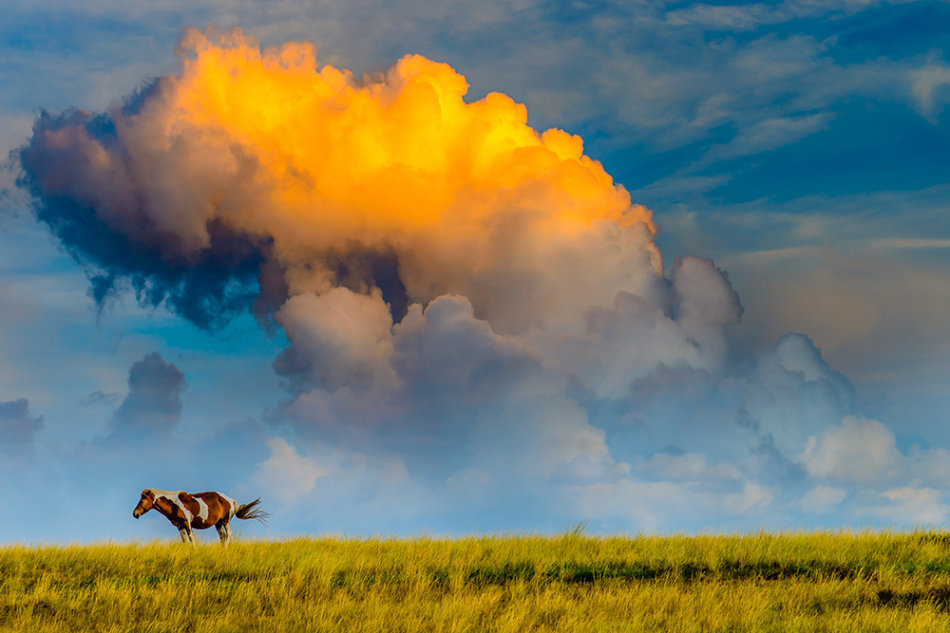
[5,531,950,632]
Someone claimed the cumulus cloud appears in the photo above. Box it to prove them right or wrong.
[279,294,625,489]
[101,352,186,445]
[800,415,901,485]
[16,26,657,336]
[740,333,854,459]
[274,288,397,392]
[794,414,950,514]
[245,437,330,504]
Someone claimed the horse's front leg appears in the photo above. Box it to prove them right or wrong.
[179,525,196,545]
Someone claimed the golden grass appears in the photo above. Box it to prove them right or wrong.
[4,532,950,632]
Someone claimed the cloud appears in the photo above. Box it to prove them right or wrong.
[721,240,950,391]
[16,29,744,434]
[81,390,120,406]
[589,29,903,156]
[0,398,43,464]
[101,352,186,445]
[800,415,901,484]
[570,478,775,532]
[665,4,775,31]
[16,26,657,336]
[663,1,913,32]
[703,113,833,161]
[635,452,741,482]
[245,437,330,504]
[875,486,949,525]
[909,57,950,121]
[274,288,397,392]
[278,294,623,488]
[801,485,847,513]
[725,482,775,515]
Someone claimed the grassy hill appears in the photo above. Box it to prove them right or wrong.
[4,532,950,631]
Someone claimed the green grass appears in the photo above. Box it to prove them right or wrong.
[5,532,950,631]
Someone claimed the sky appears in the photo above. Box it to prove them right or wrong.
[1,0,949,543]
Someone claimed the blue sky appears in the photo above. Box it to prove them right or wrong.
[1,0,949,542]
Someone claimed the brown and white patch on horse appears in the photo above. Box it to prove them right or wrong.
[175,492,207,528]
[182,492,228,530]
[153,492,190,526]
[193,492,233,525]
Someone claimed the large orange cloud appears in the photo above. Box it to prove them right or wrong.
[161,27,654,247]
[19,26,748,403]
[24,27,663,335]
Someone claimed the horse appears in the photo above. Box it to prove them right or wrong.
[132,489,268,544]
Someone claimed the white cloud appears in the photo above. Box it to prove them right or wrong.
[800,415,901,484]
[875,486,949,525]
[737,333,854,459]
[665,4,774,30]
[801,485,847,513]
[664,1,914,31]
[703,113,833,161]
[869,238,950,250]
[571,479,713,531]
[907,447,950,486]
[246,437,330,504]
[909,58,950,120]
[637,452,741,482]
[570,477,774,531]
[724,482,774,515]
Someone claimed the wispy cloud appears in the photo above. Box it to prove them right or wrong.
[909,56,950,120]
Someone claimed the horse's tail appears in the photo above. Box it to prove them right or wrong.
[236,498,270,524]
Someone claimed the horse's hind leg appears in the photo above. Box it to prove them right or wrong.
[216,522,229,545]
[178,528,190,543]
[219,517,233,543]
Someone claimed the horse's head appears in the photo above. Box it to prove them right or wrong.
[133,489,156,519]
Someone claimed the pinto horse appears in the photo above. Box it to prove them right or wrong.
[132,489,268,544]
